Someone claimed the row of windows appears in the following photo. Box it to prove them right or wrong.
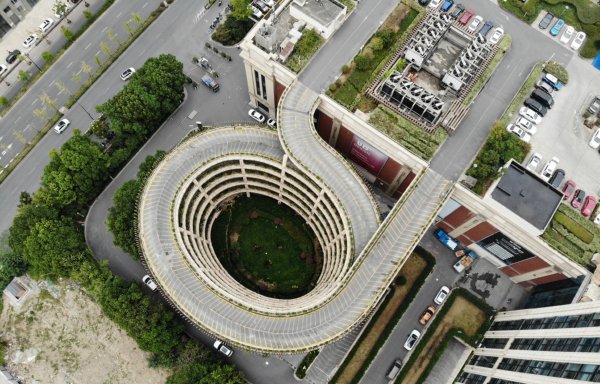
[457,372,485,384]
[490,312,600,331]
[481,338,508,349]
[254,70,267,101]
[470,355,498,368]
[511,337,600,353]
[489,379,522,384]
[497,359,600,381]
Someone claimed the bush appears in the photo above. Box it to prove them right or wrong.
[41,51,54,63]
[341,64,351,74]
[329,83,338,92]
[295,350,319,379]
[554,211,594,243]
[286,29,324,73]
[212,16,254,46]
[544,60,569,84]
[354,55,371,71]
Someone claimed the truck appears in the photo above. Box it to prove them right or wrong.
[453,250,479,273]
[201,74,220,92]
[434,228,459,251]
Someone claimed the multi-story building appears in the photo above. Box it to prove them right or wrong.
[457,299,600,383]
[0,0,39,38]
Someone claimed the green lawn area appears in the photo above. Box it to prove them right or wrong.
[368,105,447,160]
[286,29,325,73]
[499,0,600,58]
[542,204,600,265]
[211,195,321,298]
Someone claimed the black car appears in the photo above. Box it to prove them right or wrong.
[588,96,600,115]
[479,21,495,38]
[6,50,21,64]
[524,98,548,117]
[539,12,554,30]
[549,169,565,189]
[418,0,431,5]
[450,3,465,18]
[531,88,554,109]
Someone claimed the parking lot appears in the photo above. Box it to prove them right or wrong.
[518,56,600,210]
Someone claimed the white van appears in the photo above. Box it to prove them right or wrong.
[386,359,403,380]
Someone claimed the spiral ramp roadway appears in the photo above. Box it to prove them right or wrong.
[137,80,452,353]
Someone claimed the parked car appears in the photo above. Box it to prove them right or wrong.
[53,118,70,134]
[450,3,465,18]
[267,118,277,128]
[593,212,600,226]
[459,8,474,25]
[0,64,7,77]
[560,25,574,44]
[22,34,38,48]
[386,360,403,380]
[562,179,576,200]
[535,79,554,94]
[524,98,548,117]
[6,50,20,64]
[526,153,542,172]
[404,330,421,351]
[434,286,450,305]
[571,31,586,50]
[582,196,597,217]
[589,128,600,149]
[39,18,55,33]
[519,106,542,124]
[506,124,531,143]
[441,0,454,12]
[542,73,563,90]
[248,108,266,123]
[428,0,442,8]
[549,169,565,188]
[213,340,234,357]
[120,67,136,81]
[479,21,495,38]
[571,189,585,209]
[588,97,600,115]
[540,157,559,182]
[142,274,158,291]
[489,27,504,44]
[531,88,554,109]
[468,15,483,33]
[515,117,537,135]
[550,19,565,36]
[538,12,554,29]
[418,0,431,5]
[419,306,436,325]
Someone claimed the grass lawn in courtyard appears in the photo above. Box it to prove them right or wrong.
[211,195,321,298]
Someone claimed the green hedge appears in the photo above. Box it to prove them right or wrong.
[295,350,319,379]
[331,247,435,384]
[544,61,569,84]
[287,29,325,73]
[394,288,494,384]
[554,211,593,243]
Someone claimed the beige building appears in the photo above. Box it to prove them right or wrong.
[0,0,39,38]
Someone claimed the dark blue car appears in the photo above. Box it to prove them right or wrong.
[441,0,454,12]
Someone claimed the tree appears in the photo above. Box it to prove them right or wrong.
[32,107,50,122]
[131,12,143,26]
[18,192,32,207]
[0,96,8,107]
[354,54,370,71]
[83,10,93,19]
[22,218,88,278]
[94,54,102,67]
[100,41,111,57]
[39,91,59,112]
[38,131,109,210]
[0,231,27,290]
[41,51,54,63]
[12,129,26,144]
[54,81,72,96]
[107,28,120,46]
[61,25,74,41]
[9,203,59,257]
[230,0,253,20]
[18,70,29,82]
[53,1,68,18]
[80,60,93,78]
[370,36,383,51]
[71,71,81,83]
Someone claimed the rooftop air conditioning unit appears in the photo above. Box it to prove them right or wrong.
[416,44,425,55]
[390,74,402,83]
[453,67,463,77]
[440,13,451,23]
[432,100,444,110]
[421,36,432,47]
[477,34,486,44]
[421,94,433,102]
[411,87,422,96]
[427,28,439,38]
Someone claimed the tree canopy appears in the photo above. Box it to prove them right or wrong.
[230,0,253,20]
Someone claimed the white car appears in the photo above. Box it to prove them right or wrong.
[519,106,542,124]
[142,274,158,291]
[214,340,234,357]
[248,108,266,123]
[39,18,55,33]
[428,0,442,8]
[53,118,70,134]
[267,118,277,128]
[0,64,7,77]
[489,27,504,44]
[560,25,574,44]
[570,31,586,50]
[468,16,483,33]
[120,67,136,81]
[589,128,600,149]
[594,212,600,226]
[23,34,38,49]
[540,157,559,182]
[434,286,449,305]
[506,124,531,143]
[526,153,542,172]
[515,117,537,135]
[404,330,421,351]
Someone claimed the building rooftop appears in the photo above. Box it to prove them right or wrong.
[490,161,563,231]
[291,0,345,29]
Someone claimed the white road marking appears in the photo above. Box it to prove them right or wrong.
[31,99,38,106]
[143,2,148,8]
[85,42,92,50]
[117,12,122,18]
[66,61,73,69]
[96,50,101,56]
[7,143,12,150]
[102,26,108,33]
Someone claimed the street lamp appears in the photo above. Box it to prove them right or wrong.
[23,52,42,72]
[77,100,94,121]
[559,5,569,18]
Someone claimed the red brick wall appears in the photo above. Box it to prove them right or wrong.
[437,206,474,232]
[335,126,353,154]
[457,222,498,245]
[394,171,416,198]
[528,273,568,286]
[510,257,550,274]
[500,266,519,277]
[378,159,402,184]
[275,80,286,108]
[316,111,333,143]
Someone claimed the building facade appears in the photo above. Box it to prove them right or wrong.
[0,0,38,39]
[457,300,600,384]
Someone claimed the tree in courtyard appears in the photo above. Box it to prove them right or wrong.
[230,0,253,20]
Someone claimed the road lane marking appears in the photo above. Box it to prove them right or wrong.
[102,26,108,33]
[66,61,73,69]
[143,2,148,8]
[31,99,38,106]
[85,42,92,50]
[117,12,122,18]
[14,116,21,123]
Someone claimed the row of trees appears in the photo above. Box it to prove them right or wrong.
[2,54,244,383]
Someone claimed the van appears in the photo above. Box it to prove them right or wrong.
[531,89,554,109]
[386,360,403,380]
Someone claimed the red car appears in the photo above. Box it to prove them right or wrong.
[582,196,598,217]
[562,179,576,200]
[572,189,585,209]
[459,9,474,25]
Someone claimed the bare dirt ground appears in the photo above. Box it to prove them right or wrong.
[0,280,170,384]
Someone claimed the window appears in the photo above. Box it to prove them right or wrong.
[470,355,497,368]
[497,358,600,381]
[491,312,600,331]
[457,373,486,384]
[254,70,261,98]
[481,338,508,349]
[260,73,267,100]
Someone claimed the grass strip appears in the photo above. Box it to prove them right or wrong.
[554,211,593,244]
[331,247,435,384]
[0,3,168,185]
[394,288,494,384]
[295,350,319,379]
